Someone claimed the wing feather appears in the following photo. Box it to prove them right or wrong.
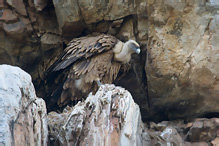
[102,62,121,84]
[45,34,127,109]
[48,34,117,72]
[82,50,114,83]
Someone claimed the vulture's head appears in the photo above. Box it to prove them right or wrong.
[125,40,141,54]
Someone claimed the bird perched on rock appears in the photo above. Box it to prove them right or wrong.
[45,33,140,109]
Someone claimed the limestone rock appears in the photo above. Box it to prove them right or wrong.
[0,65,48,146]
[147,118,219,146]
[116,17,135,40]
[48,84,150,146]
[159,126,184,145]
[212,137,219,146]
[0,0,148,122]
[0,0,218,125]
[146,0,219,121]
[78,0,136,24]
[185,118,218,142]
[52,0,147,37]
[34,0,48,11]
[41,33,62,45]
[0,9,17,22]
[184,142,209,146]
[52,0,85,37]
[0,0,62,89]
[6,0,27,16]
[0,0,4,8]
[3,22,25,35]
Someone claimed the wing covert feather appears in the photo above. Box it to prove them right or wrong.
[50,34,117,72]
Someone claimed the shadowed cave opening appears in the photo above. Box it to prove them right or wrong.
[199,112,219,119]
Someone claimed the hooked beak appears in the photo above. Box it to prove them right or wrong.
[135,48,141,54]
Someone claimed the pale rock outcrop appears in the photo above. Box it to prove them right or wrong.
[47,83,219,145]
[212,137,219,146]
[0,65,48,146]
[146,0,219,120]
[48,84,150,146]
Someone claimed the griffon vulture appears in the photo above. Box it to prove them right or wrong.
[46,34,140,109]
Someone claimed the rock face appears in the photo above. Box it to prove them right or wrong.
[0,0,148,120]
[48,84,150,146]
[185,118,218,143]
[0,65,48,146]
[0,1,219,145]
[0,64,217,145]
[0,0,62,85]
[52,0,146,37]
[146,0,219,121]
[0,0,218,122]
[148,118,219,146]
[47,84,219,145]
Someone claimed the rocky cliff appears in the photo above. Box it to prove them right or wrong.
[0,0,218,126]
[146,0,219,121]
[0,65,48,146]
[0,65,218,145]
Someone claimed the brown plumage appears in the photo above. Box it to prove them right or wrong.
[46,34,140,109]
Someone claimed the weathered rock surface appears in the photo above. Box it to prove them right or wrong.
[52,0,146,37]
[185,118,218,143]
[48,84,150,146]
[148,118,219,146]
[0,0,148,120]
[0,64,48,146]
[146,0,219,121]
[47,84,219,145]
[0,0,218,123]
[0,0,62,85]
